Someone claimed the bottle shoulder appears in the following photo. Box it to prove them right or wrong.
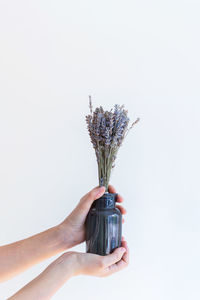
[89,207,121,216]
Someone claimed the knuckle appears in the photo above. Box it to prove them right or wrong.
[88,190,95,200]
[79,196,90,209]
[87,189,93,197]
[80,190,92,202]
[83,191,93,204]
[115,252,121,261]
[79,198,85,207]
[79,196,84,203]
[62,251,74,258]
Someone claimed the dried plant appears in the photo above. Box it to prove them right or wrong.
[85,96,139,192]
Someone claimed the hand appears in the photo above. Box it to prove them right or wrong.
[9,239,129,299]
[0,184,126,284]
[74,238,129,277]
[53,238,129,278]
[58,184,127,249]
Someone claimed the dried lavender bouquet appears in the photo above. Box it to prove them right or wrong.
[85,96,139,192]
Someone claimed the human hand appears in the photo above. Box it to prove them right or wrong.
[52,238,129,279]
[73,238,129,277]
[58,184,127,249]
[8,239,129,299]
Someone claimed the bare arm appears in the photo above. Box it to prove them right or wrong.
[0,186,106,282]
[0,185,126,283]
[8,252,75,300]
[0,225,67,282]
[8,241,129,300]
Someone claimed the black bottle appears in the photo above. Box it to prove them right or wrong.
[85,192,122,255]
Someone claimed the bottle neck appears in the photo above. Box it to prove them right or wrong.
[91,193,118,209]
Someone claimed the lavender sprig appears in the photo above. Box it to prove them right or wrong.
[85,96,139,192]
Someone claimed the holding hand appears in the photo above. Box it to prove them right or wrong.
[7,185,129,299]
[58,184,127,249]
[74,238,129,277]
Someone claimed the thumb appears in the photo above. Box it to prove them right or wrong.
[103,247,126,267]
[79,185,106,210]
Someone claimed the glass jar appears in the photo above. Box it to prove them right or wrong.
[85,192,122,255]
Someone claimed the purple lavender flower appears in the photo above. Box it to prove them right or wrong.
[85,96,139,192]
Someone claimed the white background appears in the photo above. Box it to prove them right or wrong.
[0,0,200,299]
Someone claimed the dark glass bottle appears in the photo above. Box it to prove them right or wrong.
[85,192,122,256]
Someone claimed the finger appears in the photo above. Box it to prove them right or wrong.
[108,241,129,274]
[119,240,129,264]
[116,205,127,215]
[78,186,105,211]
[116,194,124,203]
[103,247,126,267]
[122,218,125,223]
[108,184,116,193]
[108,185,123,203]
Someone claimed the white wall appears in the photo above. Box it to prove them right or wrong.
[0,0,200,299]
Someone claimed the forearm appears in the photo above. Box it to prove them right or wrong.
[0,225,70,282]
[7,241,129,299]
[8,253,76,300]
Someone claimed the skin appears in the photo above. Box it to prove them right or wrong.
[0,185,129,299]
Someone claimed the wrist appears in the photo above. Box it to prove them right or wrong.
[11,253,77,299]
[56,222,75,251]
[48,252,81,278]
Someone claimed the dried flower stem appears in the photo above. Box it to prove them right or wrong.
[85,97,139,192]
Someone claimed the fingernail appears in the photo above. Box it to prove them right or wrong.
[120,247,126,253]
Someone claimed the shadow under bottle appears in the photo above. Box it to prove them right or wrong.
[85,192,122,256]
